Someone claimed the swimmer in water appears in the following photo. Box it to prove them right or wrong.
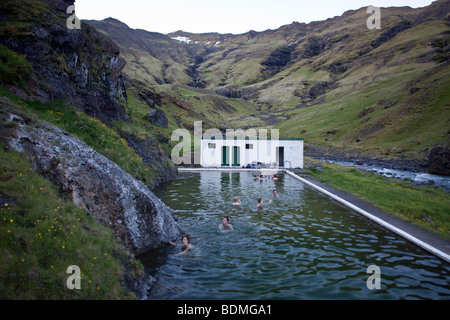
[219,216,234,233]
[257,197,263,208]
[169,234,192,255]
[257,197,272,209]
[232,196,241,206]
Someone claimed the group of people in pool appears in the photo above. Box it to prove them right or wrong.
[254,174,278,181]
[169,174,280,255]
[233,188,279,209]
[169,216,236,255]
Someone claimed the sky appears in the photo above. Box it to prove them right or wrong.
[75,0,437,35]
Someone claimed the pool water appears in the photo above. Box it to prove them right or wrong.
[141,171,450,300]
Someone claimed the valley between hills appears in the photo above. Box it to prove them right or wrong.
[1,0,450,300]
[86,1,450,171]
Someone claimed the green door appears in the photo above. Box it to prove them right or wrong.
[232,146,240,166]
[222,146,229,166]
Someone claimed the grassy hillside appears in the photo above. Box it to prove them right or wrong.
[0,0,449,300]
[91,1,450,162]
[304,158,450,239]
[0,147,141,299]
[0,92,147,299]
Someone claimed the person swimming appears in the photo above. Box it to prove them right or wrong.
[219,216,234,233]
[256,197,263,208]
[232,197,241,206]
[257,197,272,209]
[169,234,193,255]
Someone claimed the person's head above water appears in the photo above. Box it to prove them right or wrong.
[182,234,190,245]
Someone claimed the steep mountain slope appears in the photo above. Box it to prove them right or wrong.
[86,18,195,86]
[91,1,450,166]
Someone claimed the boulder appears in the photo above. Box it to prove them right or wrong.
[146,108,168,127]
[384,100,398,109]
[172,97,191,111]
[358,106,374,118]
[426,147,450,176]
[6,113,183,254]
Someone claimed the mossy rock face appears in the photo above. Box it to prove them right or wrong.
[4,112,182,254]
[0,0,129,124]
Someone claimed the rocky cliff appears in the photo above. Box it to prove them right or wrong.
[4,112,182,254]
[1,0,128,124]
[0,0,182,298]
[0,0,177,186]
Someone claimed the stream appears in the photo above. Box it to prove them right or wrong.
[317,158,450,193]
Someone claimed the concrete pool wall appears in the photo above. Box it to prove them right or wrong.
[177,167,450,263]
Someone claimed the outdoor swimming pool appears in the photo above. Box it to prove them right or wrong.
[141,171,450,300]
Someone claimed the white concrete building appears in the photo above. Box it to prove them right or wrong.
[200,138,303,168]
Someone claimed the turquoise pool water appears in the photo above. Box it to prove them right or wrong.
[141,171,450,299]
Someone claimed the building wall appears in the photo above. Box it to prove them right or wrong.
[200,139,303,168]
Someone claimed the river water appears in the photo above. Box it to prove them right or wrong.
[141,171,450,300]
[319,159,450,192]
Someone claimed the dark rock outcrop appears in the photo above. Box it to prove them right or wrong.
[302,81,332,102]
[370,20,413,49]
[261,45,295,77]
[358,106,375,118]
[0,0,128,124]
[123,134,177,190]
[5,113,183,254]
[146,108,168,127]
[426,147,450,176]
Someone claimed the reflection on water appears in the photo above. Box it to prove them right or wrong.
[142,172,450,300]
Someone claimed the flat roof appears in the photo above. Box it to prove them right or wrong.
[202,137,303,141]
